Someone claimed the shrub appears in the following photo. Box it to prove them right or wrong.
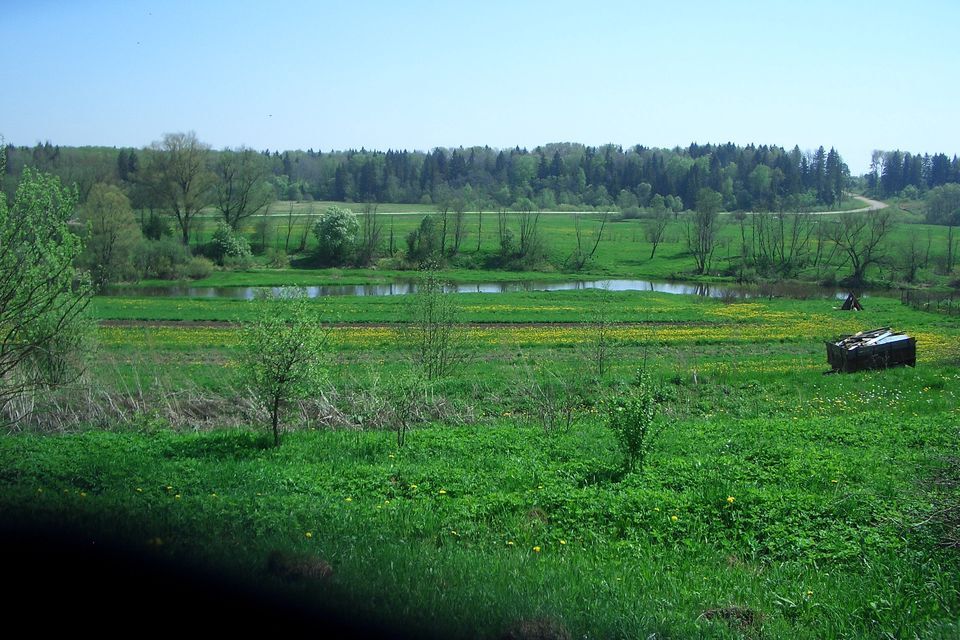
[264,248,290,269]
[606,371,659,473]
[209,223,252,265]
[136,238,190,280]
[237,290,328,446]
[313,205,358,266]
[183,256,214,280]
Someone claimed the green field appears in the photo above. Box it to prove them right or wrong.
[4,286,960,637]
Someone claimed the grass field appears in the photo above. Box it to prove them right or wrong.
[3,287,959,637]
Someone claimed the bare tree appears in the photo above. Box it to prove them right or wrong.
[148,132,213,245]
[646,206,670,259]
[213,147,274,230]
[569,211,608,270]
[357,202,383,265]
[828,210,895,284]
[685,188,722,274]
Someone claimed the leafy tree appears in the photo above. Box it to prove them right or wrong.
[77,183,142,288]
[313,205,359,265]
[147,131,213,245]
[213,148,274,230]
[237,291,327,446]
[0,166,92,419]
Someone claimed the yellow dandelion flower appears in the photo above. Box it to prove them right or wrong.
[726,496,735,504]
[533,546,541,553]
[439,489,447,495]
[671,515,678,522]
[345,497,352,502]
[305,532,313,538]
[174,494,181,500]
[559,539,567,545]
[507,541,515,546]
[79,492,87,498]
[806,590,813,597]
[135,488,143,493]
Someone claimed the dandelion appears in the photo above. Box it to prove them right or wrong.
[726,496,735,504]
[831,479,838,484]
[439,489,447,495]
[559,539,567,545]
[136,488,143,493]
[36,488,43,494]
[507,541,515,546]
[671,515,678,522]
[410,484,418,490]
[345,497,352,502]
[450,530,459,537]
[79,492,87,498]
[533,546,541,553]
[174,494,181,500]
[806,590,813,597]
[305,532,313,539]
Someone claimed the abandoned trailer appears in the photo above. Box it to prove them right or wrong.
[826,328,916,373]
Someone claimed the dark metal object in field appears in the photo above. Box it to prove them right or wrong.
[840,293,863,310]
[826,327,916,373]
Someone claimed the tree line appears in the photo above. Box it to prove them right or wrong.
[4,137,852,218]
[865,149,960,199]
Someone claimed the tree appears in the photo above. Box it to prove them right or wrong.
[238,291,327,446]
[568,212,608,270]
[77,183,142,288]
[213,148,274,230]
[357,202,383,266]
[313,205,359,265]
[0,165,92,420]
[645,205,670,259]
[828,210,895,284]
[402,269,465,381]
[925,184,960,271]
[685,188,722,274]
[148,132,213,244]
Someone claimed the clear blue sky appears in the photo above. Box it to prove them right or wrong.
[3,0,958,174]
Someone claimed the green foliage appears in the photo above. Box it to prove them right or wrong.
[401,269,465,381]
[405,215,442,265]
[135,237,191,280]
[313,205,359,265]
[77,183,142,288]
[183,256,214,280]
[209,223,252,265]
[0,167,92,416]
[605,371,659,472]
[237,291,327,445]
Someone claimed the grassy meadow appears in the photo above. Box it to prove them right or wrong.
[3,284,960,637]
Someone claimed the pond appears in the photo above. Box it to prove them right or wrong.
[103,278,868,301]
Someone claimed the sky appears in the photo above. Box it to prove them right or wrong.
[2,0,958,174]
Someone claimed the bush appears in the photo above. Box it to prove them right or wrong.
[264,248,290,269]
[136,238,190,280]
[605,371,659,473]
[183,256,214,280]
[237,291,328,446]
[209,223,252,265]
[313,205,358,266]
[223,253,255,271]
